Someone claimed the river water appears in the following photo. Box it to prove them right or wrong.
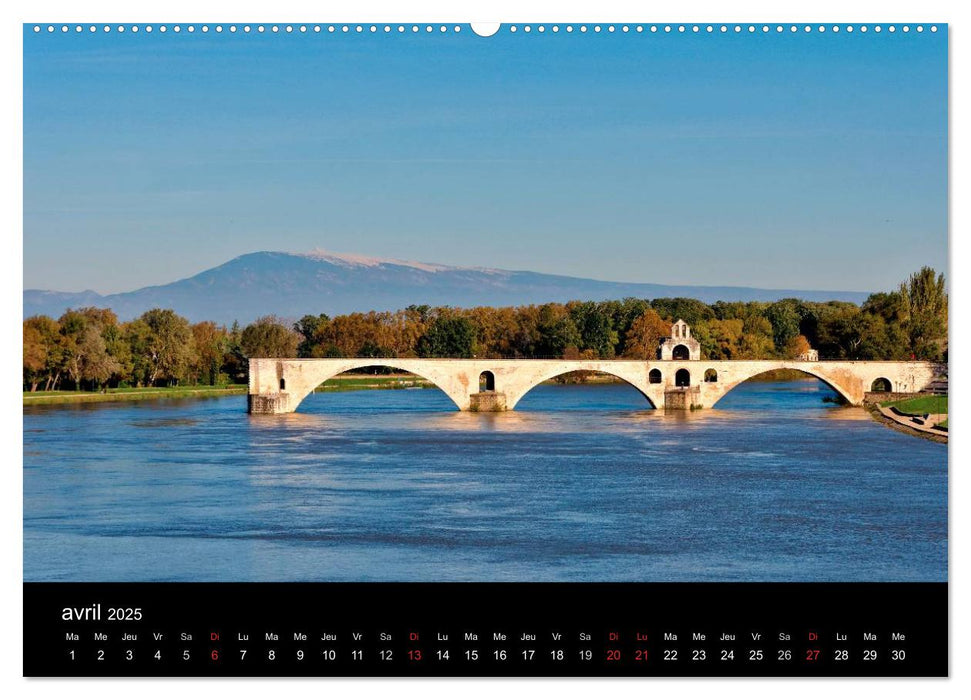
[23,379,947,582]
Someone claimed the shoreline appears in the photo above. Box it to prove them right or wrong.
[866,404,948,444]
[23,385,248,406]
[22,374,434,406]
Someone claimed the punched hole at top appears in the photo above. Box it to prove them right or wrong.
[471,23,500,37]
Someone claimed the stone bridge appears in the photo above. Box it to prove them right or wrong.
[247,357,940,414]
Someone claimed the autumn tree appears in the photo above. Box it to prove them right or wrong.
[23,318,53,391]
[622,309,669,359]
[100,318,132,385]
[393,307,429,357]
[79,325,121,389]
[135,308,195,385]
[241,316,301,358]
[191,321,228,385]
[57,310,89,390]
[786,334,812,359]
[28,315,63,389]
[694,318,744,360]
[738,316,776,359]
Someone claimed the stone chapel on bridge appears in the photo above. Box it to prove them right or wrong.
[657,319,702,361]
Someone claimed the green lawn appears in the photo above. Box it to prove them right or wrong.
[881,395,948,416]
[24,375,433,405]
[24,385,247,405]
[25,384,243,396]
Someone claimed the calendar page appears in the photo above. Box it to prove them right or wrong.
[22,19,948,677]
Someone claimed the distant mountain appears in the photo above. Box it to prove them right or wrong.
[23,249,871,324]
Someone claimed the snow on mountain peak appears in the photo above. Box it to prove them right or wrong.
[299,248,452,273]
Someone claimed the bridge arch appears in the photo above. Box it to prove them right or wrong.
[871,377,893,392]
[479,370,496,391]
[708,366,857,408]
[281,360,471,413]
[505,366,658,410]
[675,368,691,387]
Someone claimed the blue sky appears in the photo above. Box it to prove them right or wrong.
[24,25,947,294]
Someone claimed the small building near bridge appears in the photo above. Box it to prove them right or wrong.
[657,319,701,361]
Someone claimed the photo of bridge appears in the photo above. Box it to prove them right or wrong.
[22,22,947,585]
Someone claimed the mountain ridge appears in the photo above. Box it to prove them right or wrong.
[24,249,872,324]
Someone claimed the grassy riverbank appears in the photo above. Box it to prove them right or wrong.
[885,395,948,429]
[23,374,434,406]
[872,394,949,439]
[23,385,248,405]
[868,403,948,443]
[880,395,948,416]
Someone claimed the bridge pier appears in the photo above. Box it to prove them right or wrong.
[248,392,292,414]
[664,386,701,410]
[468,391,508,412]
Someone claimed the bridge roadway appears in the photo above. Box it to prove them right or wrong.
[247,357,940,414]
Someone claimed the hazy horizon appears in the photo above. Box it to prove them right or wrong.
[24,246,886,296]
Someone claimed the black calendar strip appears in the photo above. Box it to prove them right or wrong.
[24,582,947,677]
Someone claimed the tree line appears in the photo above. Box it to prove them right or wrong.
[23,267,947,392]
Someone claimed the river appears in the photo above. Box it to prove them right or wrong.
[23,378,947,582]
